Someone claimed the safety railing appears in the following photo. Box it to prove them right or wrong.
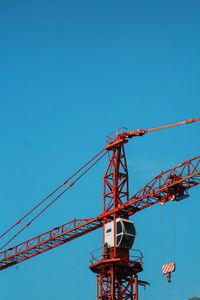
[90,247,143,265]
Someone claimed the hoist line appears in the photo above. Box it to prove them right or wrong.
[160,203,177,271]
[159,204,165,267]
[173,203,177,262]
[0,148,107,249]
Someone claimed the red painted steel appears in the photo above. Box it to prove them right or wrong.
[96,272,137,300]
[92,142,143,300]
[0,117,199,300]
[104,145,129,212]
[0,154,199,272]
[98,154,200,219]
[98,143,139,299]
[134,275,139,300]
[105,118,200,151]
[0,218,102,270]
[96,121,199,299]
[93,116,200,299]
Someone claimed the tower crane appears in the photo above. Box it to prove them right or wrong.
[0,118,200,300]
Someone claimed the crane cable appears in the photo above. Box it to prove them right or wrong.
[173,203,177,262]
[0,148,107,251]
[160,202,177,275]
[159,204,165,265]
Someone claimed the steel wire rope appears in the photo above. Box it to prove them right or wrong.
[173,203,177,262]
[159,204,165,274]
[160,202,177,280]
[0,150,108,251]
[0,148,107,248]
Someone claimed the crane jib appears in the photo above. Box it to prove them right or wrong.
[0,218,102,271]
[0,154,199,271]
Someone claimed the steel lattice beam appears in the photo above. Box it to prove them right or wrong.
[0,154,199,271]
[0,218,102,270]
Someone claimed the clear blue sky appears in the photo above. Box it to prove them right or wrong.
[0,1,200,299]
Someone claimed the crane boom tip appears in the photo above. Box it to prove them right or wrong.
[185,118,200,124]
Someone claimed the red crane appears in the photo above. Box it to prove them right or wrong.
[0,118,200,300]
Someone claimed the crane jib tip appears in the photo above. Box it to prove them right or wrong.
[185,118,200,124]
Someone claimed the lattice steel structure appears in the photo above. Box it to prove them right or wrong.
[0,118,200,300]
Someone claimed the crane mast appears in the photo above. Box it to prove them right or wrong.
[0,118,199,300]
[90,143,143,300]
